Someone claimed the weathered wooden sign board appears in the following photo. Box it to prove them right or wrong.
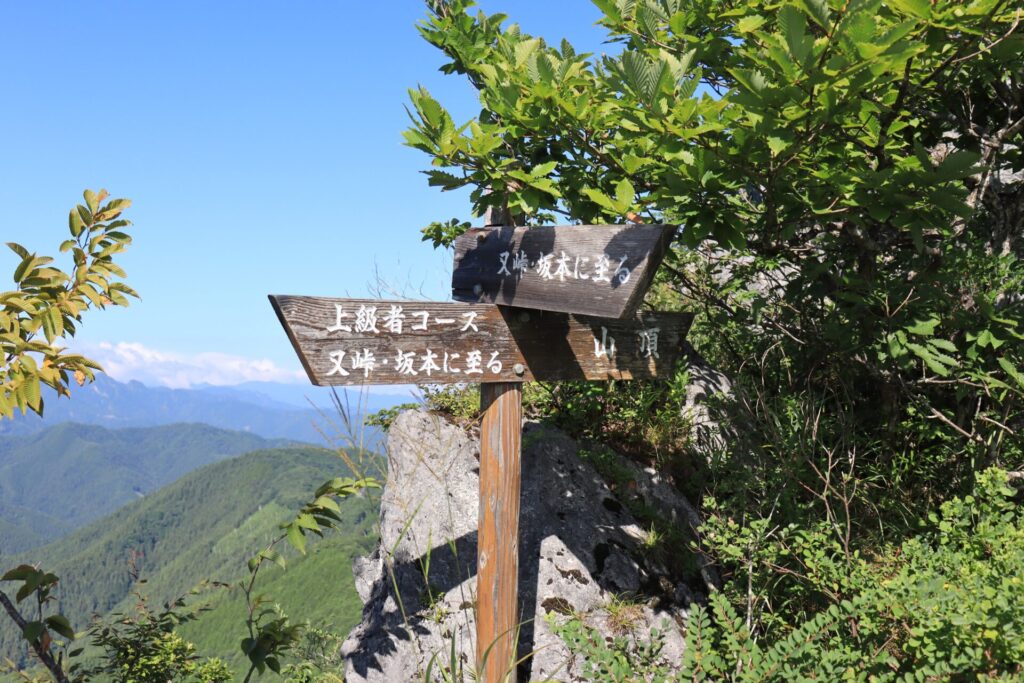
[270,296,692,385]
[271,221,688,683]
[452,224,676,318]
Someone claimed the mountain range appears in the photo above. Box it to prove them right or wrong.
[0,375,404,444]
[0,422,289,553]
[0,444,379,676]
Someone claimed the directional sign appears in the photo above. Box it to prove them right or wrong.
[270,296,692,386]
[451,224,676,318]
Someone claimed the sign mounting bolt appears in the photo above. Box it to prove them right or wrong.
[513,363,525,376]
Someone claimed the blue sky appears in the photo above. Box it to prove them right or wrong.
[0,1,608,388]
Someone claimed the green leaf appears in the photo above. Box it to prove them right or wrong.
[997,357,1024,389]
[614,178,635,213]
[68,208,86,237]
[906,342,950,376]
[622,50,656,101]
[16,571,43,603]
[83,190,99,214]
[767,136,788,155]
[779,4,811,63]
[888,0,931,19]
[934,150,980,181]
[905,318,939,336]
[795,0,829,28]
[21,374,41,413]
[928,338,957,353]
[1,565,37,582]
[21,622,45,644]
[44,615,76,640]
[583,187,617,212]
[286,523,307,555]
[6,242,29,259]
[736,15,766,33]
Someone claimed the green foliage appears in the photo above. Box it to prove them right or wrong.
[411,1,1024,679]
[0,188,137,683]
[687,468,1024,679]
[280,628,346,682]
[0,567,66,640]
[420,219,472,249]
[549,614,673,683]
[418,384,481,424]
[536,365,694,467]
[364,403,420,432]
[81,582,231,683]
[550,469,1024,680]
[0,189,137,419]
[238,467,379,681]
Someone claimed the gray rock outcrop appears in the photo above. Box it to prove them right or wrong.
[341,410,704,682]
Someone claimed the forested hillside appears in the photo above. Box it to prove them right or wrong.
[0,423,289,553]
[0,446,378,673]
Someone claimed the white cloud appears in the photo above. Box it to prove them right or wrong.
[84,341,307,389]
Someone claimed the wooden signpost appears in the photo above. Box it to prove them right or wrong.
[270,297,692,385]
[271,222,688,683]
[452,223,676,318]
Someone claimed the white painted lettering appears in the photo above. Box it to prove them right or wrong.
[354,305,379,333]
[327,304,352,333]
[327,350,350,376]
[460,311,479,332]
[553,251,572,282]
[443,351,461,373]
[395,349,418,376]
[464,350,484,374]
[383,305,405,334]
[351,349,377,377]
[594,326,617,359]
[419,349,441,376]
[637,327,660,358]
[574,255,590,280]
[592,255,612,283]
[615,256,631,284]
[487,351,502,374]
[512,250,529,274]
[535,252,554,280]
[411,311,430,331]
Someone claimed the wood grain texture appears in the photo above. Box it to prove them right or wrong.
[452,224,676,318]
[269,296,693,385]
[476,382,522,682]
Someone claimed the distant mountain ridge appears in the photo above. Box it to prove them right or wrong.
[0,422,291,553]
[0,374,398,443]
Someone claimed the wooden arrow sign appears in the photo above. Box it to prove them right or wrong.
[270,296,692,385]
[451,224,676,318]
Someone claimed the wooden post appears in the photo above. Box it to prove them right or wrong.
[477,192,521,683]
[476,381,522,682]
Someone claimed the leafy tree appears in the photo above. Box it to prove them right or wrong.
[0,189,137,682]
[407,0,1023,676]
[82,575,232,683]
[0,189,137,418]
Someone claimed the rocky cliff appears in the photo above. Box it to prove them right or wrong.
[342,409,715,681]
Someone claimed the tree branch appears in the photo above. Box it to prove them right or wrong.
[0,590,70,683]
